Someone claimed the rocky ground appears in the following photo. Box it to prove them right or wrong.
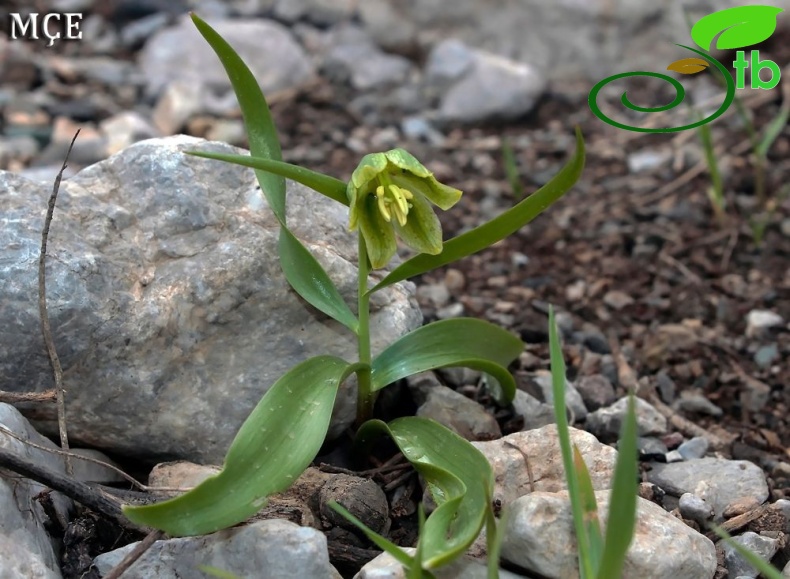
[0,1,789,578]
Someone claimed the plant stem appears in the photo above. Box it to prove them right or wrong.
[356,235,374,424]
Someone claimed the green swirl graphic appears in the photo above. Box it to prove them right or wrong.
[588,45,735,133]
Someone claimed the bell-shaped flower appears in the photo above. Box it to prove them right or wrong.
[347,149,463,269]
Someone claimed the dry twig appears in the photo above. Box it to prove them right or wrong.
[103,529,164,579]
[38,129,80,475]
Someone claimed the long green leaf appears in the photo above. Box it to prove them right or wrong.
[278,228,358,332]
[370,318,522,403]
[549,306,594,579]
[351,417,493,570]
[597,393,639,579]
[191,15,356,331]
[191,13,285,220]
[370,128,585,293]
[123,356,353,536]
[187,151,349,207]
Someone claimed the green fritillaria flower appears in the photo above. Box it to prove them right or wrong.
[348,149,463,269]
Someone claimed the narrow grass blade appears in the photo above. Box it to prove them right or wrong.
[597,393,639,579]
[549,306,594,579]
[573,445,603,573]
[757,106,790,158]
[710,525,784,579]
[329,502,415,567]
[352,417,494,570]
[502,137,524,199]
[370,128,585,294]
[123,356,352,536]
[370,318,523,403]
[199,566,240,579]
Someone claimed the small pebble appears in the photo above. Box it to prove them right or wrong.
[665,450,684,463]
[677,436,709,460]
[679,492,714,526]
[746,309,784,338]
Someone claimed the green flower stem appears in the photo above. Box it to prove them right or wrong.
[356,235,374,424]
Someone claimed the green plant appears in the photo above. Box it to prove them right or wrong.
[548,306,639,578]
[683,8,789,236]
[501,137,525,200]
[121,13,585,576]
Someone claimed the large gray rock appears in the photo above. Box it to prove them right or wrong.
[360,0,790,81]
[0,404,70,579]
[647,458,769,520]
[355,548,528,578]
[501,490,717,579]
[0,135,422,463]
[138,15,314,98]
[93,518,341,578]
[472,425,617,507]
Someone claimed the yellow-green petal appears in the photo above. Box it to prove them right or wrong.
[394,190,443,255]
[392,172,462,211]
[356,194,398,268]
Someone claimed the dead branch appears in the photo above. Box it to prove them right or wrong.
[103,529,164,579]
[38,129,79,475]
[0,446,147,533]
[0,390,57,404]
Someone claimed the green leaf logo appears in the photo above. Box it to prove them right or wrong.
[691,5,784,51]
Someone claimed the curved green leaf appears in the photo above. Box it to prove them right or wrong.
[349,417,493,570]
[191,15,355,330]
[191,13,285,220]
[278,228,358,333]
[187,151,349,207]
[691,5,783,51]
[123,356,353,536]
[370,127,585,293]
[370,318,522,403]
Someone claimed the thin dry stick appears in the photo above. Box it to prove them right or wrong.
[103,529,164,579]
[0,425,192,494]
[39,129,80,476]
[0,390,57,404]
[503,440,535,493]
[0,446,147,532]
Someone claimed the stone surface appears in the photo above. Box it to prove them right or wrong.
[501,490,717,579]
[530,370,588,421]
[0,136,421,463]
[574,373,617,411]
[360,0,790,81]
[355,549,527,578]
[93,518,341,578]
[139,16,314,98]
[721,531,779,579]
[434,43,545,124]
[647,458,769,520]
[415,385,501,441]
[472,425,617,506]
[0,404,73,579]
[679,492,715,526]
[677,436,709,460]
[585,397,667,442]
[511,389,556,430]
